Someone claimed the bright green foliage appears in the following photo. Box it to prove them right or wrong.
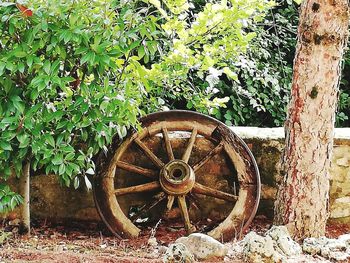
[150,0,348,128]
[0,1,161,188]
[215,1,298,126]
[0,0,274,212]
[145,0,274,114]
[338,45,350,127]
[208,0,349,127]
[0,184,23,213]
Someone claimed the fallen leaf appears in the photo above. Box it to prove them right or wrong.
[16,3,33,17]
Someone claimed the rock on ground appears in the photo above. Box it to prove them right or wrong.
[147,237,158,247]
[243,231,282,263]
[163,243,194,263]
[266,226,302,257]
[303,236,350,261]
[175,233,228,260]
[243,226,301,263]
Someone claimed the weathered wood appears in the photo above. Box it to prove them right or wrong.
[94,110,260,241]
[193,141,224,172]
[134,138,164,168]
[116,161,158,179]
[192,182,238,202]
[162,127,174,161]
[177,195,194,234]
[166,195,175,211]
[182,128,197,163]
[114,181,161,196]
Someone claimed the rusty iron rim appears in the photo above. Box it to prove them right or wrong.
[93,110,260,241]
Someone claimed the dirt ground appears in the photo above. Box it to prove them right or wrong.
[0,216,349,263]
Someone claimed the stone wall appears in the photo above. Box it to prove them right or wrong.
[232,127,350,222]
[1,127,349,223]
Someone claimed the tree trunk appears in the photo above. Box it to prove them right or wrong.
[19,161,30,235]
[274,0,349,240]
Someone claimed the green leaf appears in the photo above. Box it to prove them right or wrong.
[6,62,15,71]
[0,141,12,151]
[26,56,34,67]
[43,149,53,159]
[18,148,28,158]
[51,60,60,74]
[10,196,17,210]
[62,174,70,187]
[52,155,63,165]
[65,152,75,161]
[45,135,55,147]
[14,50,27,58]
[42,19,48,31]
[129,40,141,51]
[81,51,96,65]
[224,113,232,121]
[138,45,145,58]
[43,60,51,75]
[17,133,30,148]
[11,97,25,113]
[73,176,80,189]
[144,53,149,64]
[19,137,30,148]
[58,163,66,175]
[18,62,25,73]
[25,104,41,118]
[76,155,85,162]
[57,121,68,129]
[69,162,80,172]
[4,167,11,177]
[0,62,5,76]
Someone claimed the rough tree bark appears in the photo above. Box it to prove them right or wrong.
[19,161,30,234]
[274,0,349,240]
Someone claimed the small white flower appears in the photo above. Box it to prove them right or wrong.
[46,103,56,112]
[116,94,124,101]
[208,67,223,78]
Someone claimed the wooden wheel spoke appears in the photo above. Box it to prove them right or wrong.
[116,161,158,179]
[114,181,161,196]
[134,138,164,169]
[131,192,166,222]
[192,141,224,172]
[162,127,174,161]
[192,182,238,202]
[177,195,195,234]
[187,193,202,210]
[182,128,198,163]
[166,195,175,210]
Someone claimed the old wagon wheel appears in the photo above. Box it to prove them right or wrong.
[93,110,260,241]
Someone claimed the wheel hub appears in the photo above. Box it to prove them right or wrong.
[159,160,195,195]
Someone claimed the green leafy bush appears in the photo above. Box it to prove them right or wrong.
[0,0,274,213]
[338,50,350,127]
[214,1,298,127]
[146,0,274,114]
[0,184,23,213]
[0,1,160,188]
[157,0,349,128]
[200,0,349,127]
